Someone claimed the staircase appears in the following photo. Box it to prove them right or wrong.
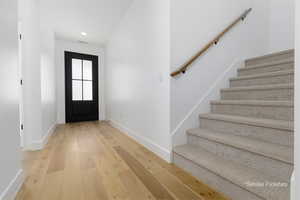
[173,50,294,200]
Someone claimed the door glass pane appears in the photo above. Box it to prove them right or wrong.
[72,80,82,100]
[83,60,92,80]
[83,81,93,100]
[72,59,82,79]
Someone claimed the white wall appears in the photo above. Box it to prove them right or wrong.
[106,0,171,161]
[269,0,295,53]
[0,0,23,198]
[55,39,105,124]
[18,0,57,149]
[41,28,57,139]
[171,0,270,143]
[19,0,43,148]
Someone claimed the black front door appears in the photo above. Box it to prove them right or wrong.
[65,51,99,123]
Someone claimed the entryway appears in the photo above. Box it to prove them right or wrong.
[65,51,99,123]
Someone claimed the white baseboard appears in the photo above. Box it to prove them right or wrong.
[0,170,25,200]
[24,122,57,151]
[291,171,295,200]
[40,123,58,147]
[171,59,243,147]
[109,120,171,163]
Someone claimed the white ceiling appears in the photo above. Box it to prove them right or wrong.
[40,0,134,45]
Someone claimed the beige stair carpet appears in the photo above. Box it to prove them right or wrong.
[173,49,294,200]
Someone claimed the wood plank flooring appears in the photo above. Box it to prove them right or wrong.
[16,122,228,200]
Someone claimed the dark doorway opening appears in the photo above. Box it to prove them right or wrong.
[65,51,99,123]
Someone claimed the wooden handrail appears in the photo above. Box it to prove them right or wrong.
[171,8,252,77]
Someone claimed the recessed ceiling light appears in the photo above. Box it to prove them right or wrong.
[81,32,87,36]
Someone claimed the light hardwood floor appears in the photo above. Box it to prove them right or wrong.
[16,122,228,200]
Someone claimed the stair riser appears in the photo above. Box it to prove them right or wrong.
[173,153,264,200]
[246,52,294,66]
[211,104,293,121]
[230,73,294,87]
[238,63,294,76]
[199,118,293,146]
[221,88,293,101]
[187,135,293,180]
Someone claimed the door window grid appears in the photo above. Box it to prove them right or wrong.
[72,59,93,101]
